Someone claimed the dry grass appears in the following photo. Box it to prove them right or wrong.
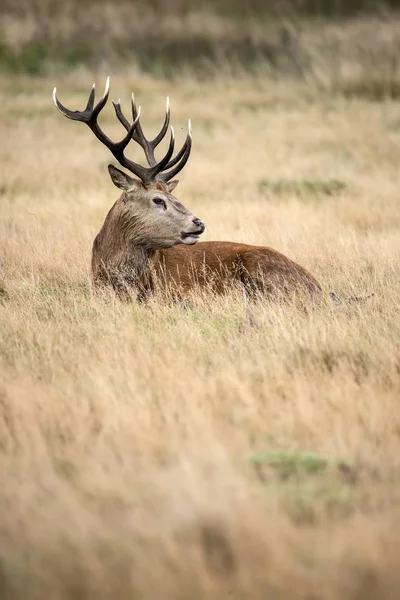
[1,69,400,599]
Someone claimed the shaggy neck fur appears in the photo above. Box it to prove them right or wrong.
[91,196,155,299]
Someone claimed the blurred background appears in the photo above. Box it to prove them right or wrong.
[1,0,400,99]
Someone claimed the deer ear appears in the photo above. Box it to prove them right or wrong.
[108,165,141,191]
[166,180,179,193]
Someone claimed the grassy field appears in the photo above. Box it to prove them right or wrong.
[1,53,400,600]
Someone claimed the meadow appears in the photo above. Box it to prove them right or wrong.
[1,6,400,598]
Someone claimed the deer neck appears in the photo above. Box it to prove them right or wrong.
[92,201,156,297]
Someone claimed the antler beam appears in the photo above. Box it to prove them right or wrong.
[53,77,192,185]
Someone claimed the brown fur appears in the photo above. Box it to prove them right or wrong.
[154,242,321,300]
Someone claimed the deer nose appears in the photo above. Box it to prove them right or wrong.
[193,218,205,232]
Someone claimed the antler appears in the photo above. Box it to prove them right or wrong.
[52,77,192,185]
[112,94,192,182]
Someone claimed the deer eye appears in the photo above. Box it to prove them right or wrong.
[153,197,166,208]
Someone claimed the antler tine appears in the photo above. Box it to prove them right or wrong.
[53,78,152,184]
[158,120,192,182]
[92,75,110,118]
[153,126,175,176]
[152,96,171,147]
[130,93,156,167]
[112,98,131,131]
[163,127,191,171]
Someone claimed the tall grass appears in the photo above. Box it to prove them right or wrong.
[1,63,400,598]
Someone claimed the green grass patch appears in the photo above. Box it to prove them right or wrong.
[258,177,348,201]
[332,75,400,101]
[0,35,309,78]
[249,450,356,479]
[0,40,94,76]
[249,450,362,523]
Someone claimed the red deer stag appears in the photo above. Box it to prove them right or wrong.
[53,77,323,303]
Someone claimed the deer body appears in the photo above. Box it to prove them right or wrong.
[93,233,321,301]
[154,242,321,299]
[54,78,322,303]
[93,231,321,302]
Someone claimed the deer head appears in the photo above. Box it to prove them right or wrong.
[53,77,205,249]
